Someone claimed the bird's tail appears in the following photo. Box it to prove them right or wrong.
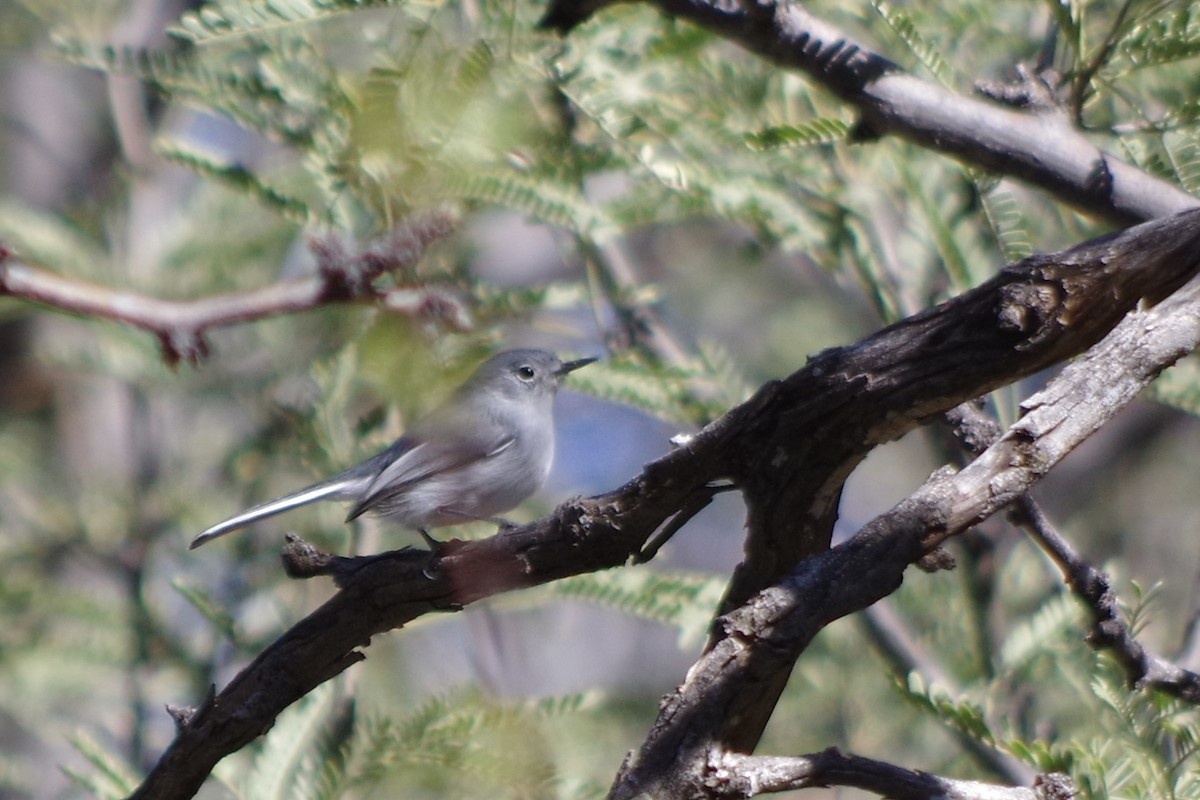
[189,476,362,549]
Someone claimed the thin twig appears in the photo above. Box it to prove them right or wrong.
[0,209,461,365]
[705,749,1070,800]
[1015,495,1200,701]
[947,396,1200,702]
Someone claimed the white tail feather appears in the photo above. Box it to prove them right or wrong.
[190,477,362,549]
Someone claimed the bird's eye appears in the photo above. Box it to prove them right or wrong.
[517,365,536,380]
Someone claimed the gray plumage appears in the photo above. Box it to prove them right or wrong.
[190,349,594,549]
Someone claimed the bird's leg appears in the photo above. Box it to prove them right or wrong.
[417,528,444,551]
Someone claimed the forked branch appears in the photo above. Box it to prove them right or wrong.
[0,209,461,365]
[130,209,1200,799]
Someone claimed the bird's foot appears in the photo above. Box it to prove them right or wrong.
[418,528,445,553]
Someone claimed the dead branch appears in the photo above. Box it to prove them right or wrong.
[703,749,1070,800]
[0,208,461,365]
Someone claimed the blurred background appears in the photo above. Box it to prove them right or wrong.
[2,1,1200,798]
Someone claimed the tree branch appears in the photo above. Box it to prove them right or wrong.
[707,206,1200,750]
[948,392,1200,701]
[704,749,1071,800]
[539,0,1196,227]
[0,208,461,365]
[128,209,1200,798]
[1015,496,1200,701]
[609,267,1200,797]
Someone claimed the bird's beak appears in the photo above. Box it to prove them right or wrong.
[558,356,597,376]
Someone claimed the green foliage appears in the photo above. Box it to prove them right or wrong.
[0,198,111,278]
[454,171,598,233]
[888,554,1200,800]
[976,180,1035,263]
[6,0,1200,797]
[238,681,343,800]
[743,118,851,150]
[172,579,242,644]
[1149,356,1200,417]
[566,349,746,425]
[200,680,607,800]
[540,567,727,648]
[62,731,140,800]
[34,0,1198,363]
[154,139,313,220]
[171,0,403,45]
[871,0,957,86]
[1118,5,1200,68]
[997,590,1082,672]
[1072,660,1200,800]
[898,670,996,746]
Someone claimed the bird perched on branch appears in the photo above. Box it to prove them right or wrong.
[191,349,595,550]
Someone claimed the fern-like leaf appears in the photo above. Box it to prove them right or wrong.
[0,199,110,277]
[541,569,726,648]
[744,118,850,151]
[234,681,339,800]
[155,139,313,221]
[1165,131,1200,193]
[1003,737,1074,774]
[63,731,139,800]
[998,591,1081,672]
[171,0,402,46]
[172,579,241,643]
[53,37,212,92]
[565,355,719,425]
[316,687,588,795]
[1118,5,1200,69]
[872,1,956,86]
[452,171,597,233]
[898,670,996,744]
[978,181,1035,263]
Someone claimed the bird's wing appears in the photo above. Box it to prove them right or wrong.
[345,426,515,522]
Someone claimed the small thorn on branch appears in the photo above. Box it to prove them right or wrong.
[157,328,210,368]
[281,533,340,578]
[281,532,434,589]
[165,703,198,732]
[381,286,473,331]
[313,207,462,300]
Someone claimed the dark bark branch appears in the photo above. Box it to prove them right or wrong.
[1015,496,1200,702]
[609,221,1200,797]
[704,749,1071,800]
[707,206,1200,750]
[0,209,461,365]
[948,395,1200,701]
[129,209,1200,798]
[539,0,1196,227]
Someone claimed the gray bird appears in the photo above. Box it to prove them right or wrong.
[190,349,595,549]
